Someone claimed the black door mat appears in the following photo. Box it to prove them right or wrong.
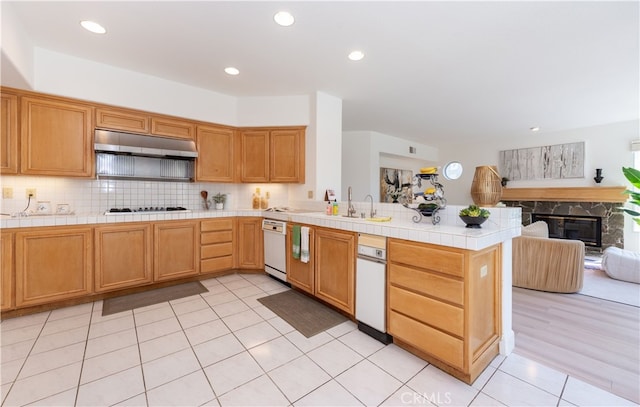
[102,281,208,316]
[258,289,348,338]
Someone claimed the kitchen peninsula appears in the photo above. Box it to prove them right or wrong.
[1,204,520,384]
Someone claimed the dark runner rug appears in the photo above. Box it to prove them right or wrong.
[102,281,208,316]
[258,290,348,338]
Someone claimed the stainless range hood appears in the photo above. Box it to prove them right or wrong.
[94,129,198,182]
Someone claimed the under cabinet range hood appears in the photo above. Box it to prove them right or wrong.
[94,129,197,182]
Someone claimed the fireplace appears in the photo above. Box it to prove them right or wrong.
[532,213,602,248]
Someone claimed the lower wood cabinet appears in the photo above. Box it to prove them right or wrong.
[387,238,501,384]
[15,226,93,307]
[236,217,264,269]
[314,227,356,315]
[1,231,14,311]
[201,218,234,274]
[95,223,152,292]
[154,220,200,281]
[286,224,315,294]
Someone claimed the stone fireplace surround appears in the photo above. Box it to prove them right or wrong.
[504,200,623,254]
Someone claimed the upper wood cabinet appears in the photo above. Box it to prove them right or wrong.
[95,223,153,293]
[196,125,236,182]
[96,107,196,140]
[95,107,150,133]
[15,226,93,307]
[239,127,305,183]
[21,96,94,177]
[1,92,19,174]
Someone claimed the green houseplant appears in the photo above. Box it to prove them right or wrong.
[212,192,227,210]
[459,204,490,228]
[621,167,640,225]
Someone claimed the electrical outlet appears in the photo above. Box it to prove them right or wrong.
[2,187,13,199]
[26,188,37,199]
[307,190,313,199]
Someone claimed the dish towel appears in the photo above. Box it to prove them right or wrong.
[292,225,301,259]
[300,226,310,263]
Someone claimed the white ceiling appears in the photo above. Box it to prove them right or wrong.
[4,1,639,144]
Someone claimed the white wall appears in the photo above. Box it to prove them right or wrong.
[342,131,439,202]
[237,95,310,127]
[0,2,35,88]
[438,120,640,250]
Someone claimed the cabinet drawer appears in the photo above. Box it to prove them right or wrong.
[201,242,233,259]
[389,310,464,369]
[389,239,464,277]
[201,256,233,273]
[201,219,234,232]
[389,286,463,337]
[201,230,233,244]
[389,263,464,305]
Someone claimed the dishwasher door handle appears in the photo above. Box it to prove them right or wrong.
[357,255,386,265]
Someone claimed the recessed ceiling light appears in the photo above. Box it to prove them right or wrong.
[274,11,295,27]
[80,20,106,34]
[348,50,365,61]
[224,67,240,76]
[530,127,540,132]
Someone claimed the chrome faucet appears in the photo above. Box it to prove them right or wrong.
[347,186,357,217]
[364,194,376,218]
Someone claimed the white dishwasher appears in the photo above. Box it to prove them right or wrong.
[356,233,392,343]
[262,219,287,283]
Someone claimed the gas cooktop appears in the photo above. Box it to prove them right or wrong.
[105,207,190,215]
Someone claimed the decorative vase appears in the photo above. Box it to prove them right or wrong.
[470,165,503,207]
[215,203,224,210]
[594,168,604,184]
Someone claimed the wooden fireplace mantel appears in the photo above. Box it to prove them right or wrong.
[501,186,628,203]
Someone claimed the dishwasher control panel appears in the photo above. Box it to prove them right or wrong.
[357,233,387,261]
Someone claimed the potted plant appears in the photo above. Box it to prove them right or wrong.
[459,204,490,228]
[212,192,226,210]
[621,167,640,225]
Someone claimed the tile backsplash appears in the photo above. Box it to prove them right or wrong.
[0,176,289,215]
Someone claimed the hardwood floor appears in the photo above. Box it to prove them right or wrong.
[512,287,640,404]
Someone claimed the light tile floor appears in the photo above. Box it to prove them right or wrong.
[1,273,636,407]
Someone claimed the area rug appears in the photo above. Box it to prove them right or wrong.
[579,268,640,307]
[258,290,348,338]
[102,281,208,316]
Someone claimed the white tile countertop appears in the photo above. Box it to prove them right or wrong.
[1,204,521,251]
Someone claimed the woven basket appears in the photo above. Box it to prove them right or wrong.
[470,165,503,206]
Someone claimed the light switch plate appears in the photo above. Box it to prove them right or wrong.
[480,265,488,278]
[2,187,13,199]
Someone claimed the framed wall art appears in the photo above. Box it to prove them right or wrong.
[499,141,584,181]
[380,168,413,203]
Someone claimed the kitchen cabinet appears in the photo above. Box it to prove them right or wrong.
[286,224,315,294]
[15,226,93,307]
[96,106,196,140]
[95,223,153,292]
[21,95,94,177]
[239,127,305,183]
[196,125,236,182]
[1,92,19,174]
[387,238,501,384]
[201,218,234,274]
[154,220,200,281]
[95,107,150,134]
[236,217,264,269]
[1,231,14,311]
[315,227,356,315]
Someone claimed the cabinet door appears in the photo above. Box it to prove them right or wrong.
[151,116,196,140]
[240,130,270,182]
[1,92,19,174]
[154,221,199,281]
[95,107,150,134]
[236,217,264,269]
[315,228,355,315]
[1,231,14,311]
[95,224,153,292]
[21,96,94,177]
[270,129,304,183]
[286,224,315,294]
[15,227,93,307]
[196,125,235,182]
